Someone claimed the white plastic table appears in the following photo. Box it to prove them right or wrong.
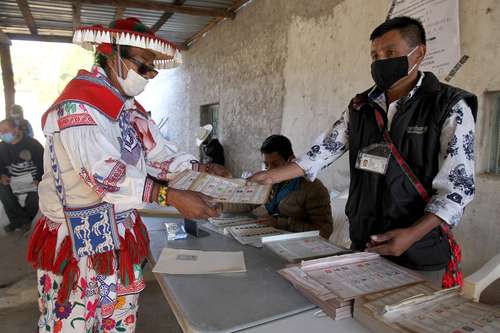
[143,215,372,333]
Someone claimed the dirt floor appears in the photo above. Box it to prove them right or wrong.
[0,230,181,333]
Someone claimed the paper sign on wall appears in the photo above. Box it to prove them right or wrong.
[389,0,461,79]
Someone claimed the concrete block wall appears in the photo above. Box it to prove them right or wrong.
[138,0,500,275]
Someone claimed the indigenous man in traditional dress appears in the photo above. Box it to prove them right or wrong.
[28,18,224,333]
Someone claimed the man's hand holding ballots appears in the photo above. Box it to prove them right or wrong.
[169,169,271,205]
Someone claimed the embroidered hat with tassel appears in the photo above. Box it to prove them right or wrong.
[72,17,182,69]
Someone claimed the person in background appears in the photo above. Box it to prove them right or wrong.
[204,138,225,166]
[0,118,43,232]
[226,135,333,238]
[10,104,35,138]
[250,17,477,288]
[197,124,226,166]
[260,135,333,238]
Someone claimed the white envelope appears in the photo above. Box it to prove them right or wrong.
[153,248,247,275]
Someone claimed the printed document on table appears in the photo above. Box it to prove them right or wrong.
[208,215,265,228]
[228,223,287,247]
[369,287,500,333]
[153,248,247,274]
[10,173,37,194]
[169,170,271,205]
[262,231,348,262]
[303,254,424,300]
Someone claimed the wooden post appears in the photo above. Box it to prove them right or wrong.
[0,31,15,118]
[72,0,81,31]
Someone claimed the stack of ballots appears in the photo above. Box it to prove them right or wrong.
[278,252,425,320]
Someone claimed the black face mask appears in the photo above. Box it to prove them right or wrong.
[370,47,418,90]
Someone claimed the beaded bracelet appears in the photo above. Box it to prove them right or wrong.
[158,185,170,206]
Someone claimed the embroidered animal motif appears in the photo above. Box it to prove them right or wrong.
[74,216,91,239]
[95,232,114,253]
[92,213,111,236]
[77,237,93,257]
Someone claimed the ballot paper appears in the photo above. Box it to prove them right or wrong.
[152,248,247,275]
[278,266,338,302]
[278,253,425,321]
[205,214,268,235]
[262,231,349,262]
[169,170,271,205]
[228,223,287,247]
[9,173,37,194]
[354,284,500,333]
[301,253,424,300]
[278,265,354,320]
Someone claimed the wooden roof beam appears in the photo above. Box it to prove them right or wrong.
[151,0,186,32]
[63,0,235,18]
[7,33,73,43]
[183,0,251,48]
[16,0,38,36]
[114,6,126,20]
[72,0,81,31]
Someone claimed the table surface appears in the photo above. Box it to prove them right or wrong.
[240,309,371,333]
[144,215,372,333]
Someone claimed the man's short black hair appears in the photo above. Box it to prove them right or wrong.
[260,135,294,160]
[370,16,426,47]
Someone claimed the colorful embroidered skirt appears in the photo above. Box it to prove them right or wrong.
[27,211,150,321]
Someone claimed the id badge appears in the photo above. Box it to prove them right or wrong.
[355,143,391,175]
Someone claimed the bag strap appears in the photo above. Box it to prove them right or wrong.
[47,134,67,207]
[372,108,430,202]
[372,107,463,287]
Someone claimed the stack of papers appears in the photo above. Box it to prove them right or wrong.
[261,231,349,262]
[278,252,425,320]
[152,248,247,275]
[228,223,287,248]
[203,215,267,236]
[169,170,272,205]
[279,266,354,320]
[354,283,500,333]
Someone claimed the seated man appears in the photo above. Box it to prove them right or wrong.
[0,119,43,232]
[226,135,333,238]
[10,104,34,138]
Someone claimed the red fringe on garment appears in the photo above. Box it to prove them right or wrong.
[92,252,115,276]
[38,228,58,271]
[56,258,79,304]
[27,214,151,301]
[133,215,150,260]
[53,236,72,275]
[125,229,140,264]
[27,217,50,267]
[119,236,136,286]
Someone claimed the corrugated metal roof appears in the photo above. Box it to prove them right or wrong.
[0,0,242,47]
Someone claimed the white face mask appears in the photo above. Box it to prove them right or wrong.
[114,52,149,97]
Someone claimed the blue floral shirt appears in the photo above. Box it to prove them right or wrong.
[295,73,475,227]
